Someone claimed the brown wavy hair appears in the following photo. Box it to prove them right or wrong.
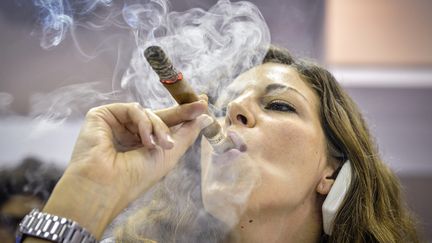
[110,46,421,243]
[264,46,421,242]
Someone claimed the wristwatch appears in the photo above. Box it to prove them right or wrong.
[16,209,97,243]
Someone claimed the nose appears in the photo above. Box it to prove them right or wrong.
[226,100,256,128]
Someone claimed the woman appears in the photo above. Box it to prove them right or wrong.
[20,46,420,243]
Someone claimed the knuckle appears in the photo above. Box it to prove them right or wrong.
[86,106,104,119]
[144,108,154,116]
[131,102,142,110]
[139,116,152,130]
[182,105,195,118]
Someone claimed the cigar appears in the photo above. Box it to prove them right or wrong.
[144,45,235,153]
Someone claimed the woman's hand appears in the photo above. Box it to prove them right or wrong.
[41,99,212,239]
[69,100,211,204]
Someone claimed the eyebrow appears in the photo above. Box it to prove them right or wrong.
[264,83,309,103]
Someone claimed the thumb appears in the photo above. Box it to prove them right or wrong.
[168,114,214,159]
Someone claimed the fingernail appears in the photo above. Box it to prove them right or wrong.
[150,135,157,146]
[197,100,208,108]
[166,134,175,145]
[197,114,214,129]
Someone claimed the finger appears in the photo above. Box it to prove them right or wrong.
[104,103,156,149]
[166,114,214,160]
[198,94,209,102]
[155,100,208,127]
[144,109,174,149]
[113,133,143,151]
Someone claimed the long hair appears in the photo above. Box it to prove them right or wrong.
[264,46,420,242]
[109,46,421,242]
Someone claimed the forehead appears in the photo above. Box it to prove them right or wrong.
[218,63,318,106]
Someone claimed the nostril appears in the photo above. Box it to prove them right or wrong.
[236,114,248,125]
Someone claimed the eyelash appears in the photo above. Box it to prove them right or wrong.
[264,100,296,113]
[216,100,296,117]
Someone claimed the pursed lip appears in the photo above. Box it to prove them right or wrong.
[210,131,245,164]
[226,130,247,152]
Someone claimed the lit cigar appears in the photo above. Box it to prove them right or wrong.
[144,45,236,153]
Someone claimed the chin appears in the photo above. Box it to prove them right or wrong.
[202,189,243,229]
[201,154,260,229]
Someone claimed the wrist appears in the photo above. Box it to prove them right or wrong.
[42,174,124,239]
[19,209,97,243]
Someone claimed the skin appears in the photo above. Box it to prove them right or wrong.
[24,63,337,243]
[201,63,339,242]
[24,99,212,242]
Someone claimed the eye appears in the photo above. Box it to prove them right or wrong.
[265,100,296,113]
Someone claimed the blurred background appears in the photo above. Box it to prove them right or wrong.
[1,0,431,241]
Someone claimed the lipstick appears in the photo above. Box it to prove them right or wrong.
[144,45,236,153]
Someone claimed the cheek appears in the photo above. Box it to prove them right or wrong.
[256,121,323,165]
[247,121,326,210]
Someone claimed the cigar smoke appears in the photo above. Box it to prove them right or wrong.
[30,0,270,117]
[0,92,14,116]
[30,82,121,121]
[30,0,270,242]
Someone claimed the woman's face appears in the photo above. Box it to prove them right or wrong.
[200,63,336,227]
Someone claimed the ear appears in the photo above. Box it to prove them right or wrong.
[316,159,339,195]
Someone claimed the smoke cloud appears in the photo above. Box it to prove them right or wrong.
[33,0,113,49]
[29,0,271,241]
[29,82,123,121]
[0,92,14,116]
[31,0,270,112]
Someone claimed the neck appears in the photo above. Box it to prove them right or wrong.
[224,197,323,243]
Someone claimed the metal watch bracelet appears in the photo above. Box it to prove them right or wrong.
[16,209,97,243]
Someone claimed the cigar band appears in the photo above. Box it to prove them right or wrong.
[206,132,226,145]
[160,72,183,85]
